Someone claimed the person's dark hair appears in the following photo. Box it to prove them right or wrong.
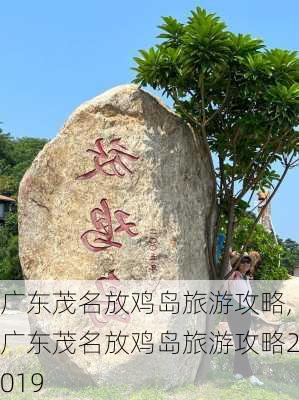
[240,256,252,264]
[232,255,252,272]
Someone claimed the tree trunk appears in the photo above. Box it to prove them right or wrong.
[220,200,235,279]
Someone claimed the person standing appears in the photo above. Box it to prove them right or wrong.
[227,254,264,386]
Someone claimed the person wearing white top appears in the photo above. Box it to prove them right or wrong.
[227,255,264,386]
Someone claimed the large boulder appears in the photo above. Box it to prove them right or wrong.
[18,85,216,390]
[18,84,215,280]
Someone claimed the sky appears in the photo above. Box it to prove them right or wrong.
[0,1,298,241]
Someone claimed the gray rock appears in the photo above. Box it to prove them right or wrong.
[18,84,215,281]
[18,85,216,389]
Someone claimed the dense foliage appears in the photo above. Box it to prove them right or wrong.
[0,128,47,279]
[279,238,299,275]
[233,216,289,280]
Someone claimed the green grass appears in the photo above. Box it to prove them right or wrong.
[1,351,298,399]
[2,373,298,400]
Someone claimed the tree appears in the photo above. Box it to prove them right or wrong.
[279,238,299,275]
[0,129,47,279]
[0,130,48,196]
[233,216,288,280]
[133,7,299,278]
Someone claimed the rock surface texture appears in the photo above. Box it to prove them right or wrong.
[19,84,215,280]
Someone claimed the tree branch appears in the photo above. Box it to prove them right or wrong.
[205,75,231,126]
[241,153,295,252]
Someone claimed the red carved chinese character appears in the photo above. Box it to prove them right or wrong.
[81,199,138,252]
[97,269,119,281]
[89,273,131,328]
[76,138,139,180]
[114,210,138,237]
